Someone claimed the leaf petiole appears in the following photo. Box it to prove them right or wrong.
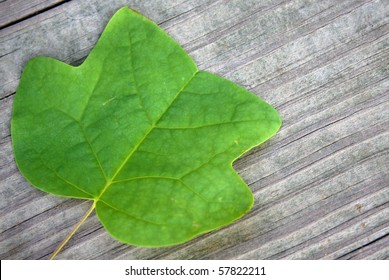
[49,201,96,260]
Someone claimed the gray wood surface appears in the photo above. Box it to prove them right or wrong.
[0,0,66,28]
[0,0,388,260]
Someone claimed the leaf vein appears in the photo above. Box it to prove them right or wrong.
[99,200,167,226]
[97,70,199,199]
[155,119,266,130]
[55,108,108,182]
[78,123,108,182]
[112,175,209,203]
[36,149,94,198]
[127,31,153,123]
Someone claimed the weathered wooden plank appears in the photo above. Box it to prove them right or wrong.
[0,0,67,29]
[0,0,388,259]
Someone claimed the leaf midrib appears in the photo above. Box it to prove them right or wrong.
[94,70,199,201]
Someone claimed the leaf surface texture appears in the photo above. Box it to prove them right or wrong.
[12,7,282,246]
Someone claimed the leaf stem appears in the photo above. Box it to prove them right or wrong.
[49,201,96,260]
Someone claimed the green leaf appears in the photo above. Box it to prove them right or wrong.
[11,7,281,248]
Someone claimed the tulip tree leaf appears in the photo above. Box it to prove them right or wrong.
[11,7,281,247]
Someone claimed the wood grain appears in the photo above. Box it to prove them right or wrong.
[0,0,68,29]
[0,0,388,259]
